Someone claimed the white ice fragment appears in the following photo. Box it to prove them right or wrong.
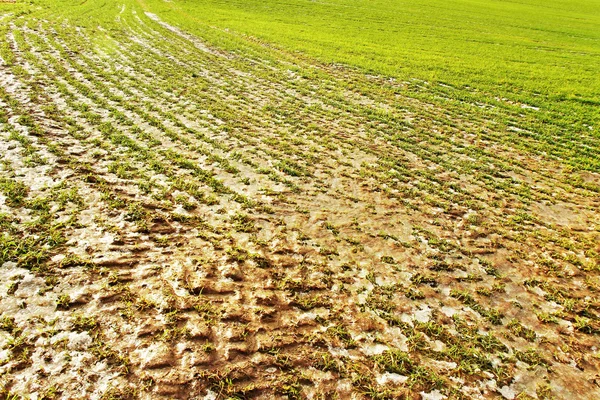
[67,331,92,351]
[420,389,446,400]
[1,262,17,269]
[377,372,407,385]
[173,204,189,216]
[361,343,389,356]
[203,390,218,400]
[498,385,516,399]
[98,233,114,245]
[413,305,431,323]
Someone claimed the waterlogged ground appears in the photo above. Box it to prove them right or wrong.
[0,1,599,399]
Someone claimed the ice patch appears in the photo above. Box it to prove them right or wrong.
[498,385,516,399]
[173,204,189,216]
[0,349,10,362]
[98,233,114,245]
[329,346,351,358]
[441,306,458,317]
[361,343,389,356]
[1,261,18,269]
[420,389,446,400]
[135,343,164,368]
[204,390,217,400]
[376,372,407,385]
[413,305,431,322]
[520,104,539,111]
[430,340,446,352]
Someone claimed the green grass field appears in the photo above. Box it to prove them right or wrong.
[146,0,600,99]
[144,0,600,132]
[0,0,599,398]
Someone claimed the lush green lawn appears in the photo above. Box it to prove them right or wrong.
[142,0,600,119]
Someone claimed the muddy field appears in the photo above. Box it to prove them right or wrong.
[0,1,599,399]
